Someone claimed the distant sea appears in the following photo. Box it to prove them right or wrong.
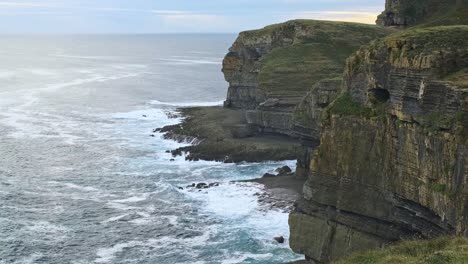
[0,35,301,263]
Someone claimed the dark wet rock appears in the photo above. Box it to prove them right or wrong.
[150,134,155,137]
[275,166,292,175]
[142,115,147,117]
[262,173,276,178]
[170,159,175,162]
[177,187,183,190]
[209,182,220,187]
[195,183,208,189]
[274,236,285,243]
[159,107,302,163]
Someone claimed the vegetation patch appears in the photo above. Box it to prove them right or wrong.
[242,20,394,97]
[444,68,468,88]
[368,26,468,66]
[325,92,386,119]
[334,237,468,264]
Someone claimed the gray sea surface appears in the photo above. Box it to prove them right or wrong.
[0,35,301,264]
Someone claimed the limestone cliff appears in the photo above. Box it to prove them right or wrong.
[289,26,468,263]
[222,20,393,139]
[376,0,468,28]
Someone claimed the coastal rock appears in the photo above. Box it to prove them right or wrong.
[274,236,285,243]
[289,26,468,263]
[262,173,276,178]
[376,0,468,28]
[275,166,292,175]
[222,20,393,137]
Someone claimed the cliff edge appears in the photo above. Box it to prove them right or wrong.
[376,0,468,28]
[222,20,393,141]
[289,26,468,263]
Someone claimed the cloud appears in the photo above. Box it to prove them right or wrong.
[0,1,49,7]
[151,10,188,15]
[160,13,232,32]
[285,10,380,24]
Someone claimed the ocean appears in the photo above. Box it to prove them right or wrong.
[0,35,301,263]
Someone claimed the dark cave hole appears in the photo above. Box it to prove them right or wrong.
[369,88,390,104]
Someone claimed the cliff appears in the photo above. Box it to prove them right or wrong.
[222,20,393,140]
[376,0,468,28]
[289,26,468,263]
[335,236,468,264]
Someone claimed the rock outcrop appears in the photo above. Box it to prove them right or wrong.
[289,26,468,263]
[376,0,468,28]
[222,20,393,139]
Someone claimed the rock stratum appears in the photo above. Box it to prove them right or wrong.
[218,2,468,263]
[289,26,468,263]
[376,0,468,28]
[161,1,468,262]
[222,20,393,141]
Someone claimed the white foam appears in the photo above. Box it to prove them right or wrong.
[112,108,176,123]
[94,226,217,263]
[184,182,260,218]
[62,182,100,192]
[95,241,141,263]
[149,100,224,107]
[221,253,273,264]
[160,58,221,65]
[112,194,148,203]
[27,68,56,76]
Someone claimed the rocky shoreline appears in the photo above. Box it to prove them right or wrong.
[157,1,468,262]
[157,106,308,213]
[158,106,307,163]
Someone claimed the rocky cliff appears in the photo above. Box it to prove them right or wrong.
[376,0,468,28]
[222,20,393,140]
[289,26,468,263]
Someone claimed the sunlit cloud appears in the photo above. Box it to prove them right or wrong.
[0,0,386,33]
[284,10,380,24]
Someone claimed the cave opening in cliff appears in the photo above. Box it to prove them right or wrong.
[369,88,390,104]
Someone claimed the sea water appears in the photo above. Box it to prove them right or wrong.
[0,35,301,263]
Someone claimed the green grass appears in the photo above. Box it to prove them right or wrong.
[444,68,468,88]
[377,0,468,28]
[416,3,468,28]
[325,92,387,119]
[349,26,468,80]
[238,19,394,97]
[373,26,468,56]
[334,237,468,264]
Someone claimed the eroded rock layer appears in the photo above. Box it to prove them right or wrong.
[376,0,468,28]
[290,26,468,263]
[222,20,393,138]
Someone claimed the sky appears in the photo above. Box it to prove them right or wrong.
[0,0,386,33]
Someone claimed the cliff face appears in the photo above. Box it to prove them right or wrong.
[222,20,392,139]
[376,0,468,28]
[289,26,468,263]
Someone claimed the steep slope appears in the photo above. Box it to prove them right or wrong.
[222,20,393,139]
[376,0,468,28]
[289,26,468,263]
[334,237,468,264]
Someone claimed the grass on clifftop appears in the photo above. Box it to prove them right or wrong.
[242,20,394,97]
[416,3,468,28]
[372,25,468,56]
[334,237,468,264]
